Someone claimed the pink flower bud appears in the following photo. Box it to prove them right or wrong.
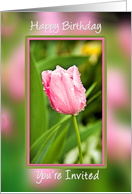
[42,65,86,115]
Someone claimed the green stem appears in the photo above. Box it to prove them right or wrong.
[72,115,83,164]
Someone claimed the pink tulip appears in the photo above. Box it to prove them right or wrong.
[1,12,16,38]
[42,65,86,115]
[6,44,25,101]
[107,68,129,108]
[1,25,16,38]
[1,108,12,137]
[107,108,131,161]
[117,22,131,60]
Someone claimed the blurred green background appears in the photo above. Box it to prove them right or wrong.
[1,12,131,192]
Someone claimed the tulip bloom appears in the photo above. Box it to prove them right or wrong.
[42,65,86,164]
[42,65,86,115]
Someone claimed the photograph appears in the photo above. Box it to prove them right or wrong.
[27,37,105,166]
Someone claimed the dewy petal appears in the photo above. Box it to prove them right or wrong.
[55,65,67,74]
[50,70,71,114]
[42,65,86,115]
[67,65,82,88]
[56,65,64,71]
[61,71,81,114]
[74,87,86,112]
[67,65,86,112]
[50,70,78,115]
[73,66,84,90]
[42,70,52,88]
[41,70,56,110]
[67,65,74,79]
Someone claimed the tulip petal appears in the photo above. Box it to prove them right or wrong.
[68,65,85,91]
[50,70,77,114]
[42,65,86,115]
[74,87,86,112]
[42,70,56,110]
[68,65,86,111]
[56,65,66,72]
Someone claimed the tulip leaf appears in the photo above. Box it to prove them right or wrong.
[30,115,71,161]
[42,123,70,164]
[31,125,60,164]
[37,56,89,73]
[59,120,102,161]
[30,124,60,162]
[86,82,97,98]
[87,91,102,105]
[30,52,48,146]
[47,40,57,57]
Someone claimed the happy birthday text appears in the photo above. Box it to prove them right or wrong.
[30,21,102,34]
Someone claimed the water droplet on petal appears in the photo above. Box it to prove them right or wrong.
[58,73,61,77]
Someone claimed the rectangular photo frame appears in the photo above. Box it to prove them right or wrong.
[25,36,107,169]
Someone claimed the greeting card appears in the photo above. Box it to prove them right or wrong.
[1,10,131,193]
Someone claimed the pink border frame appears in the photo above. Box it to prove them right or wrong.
[27,37,105,167]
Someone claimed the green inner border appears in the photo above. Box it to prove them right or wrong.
[25,35,107,169]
